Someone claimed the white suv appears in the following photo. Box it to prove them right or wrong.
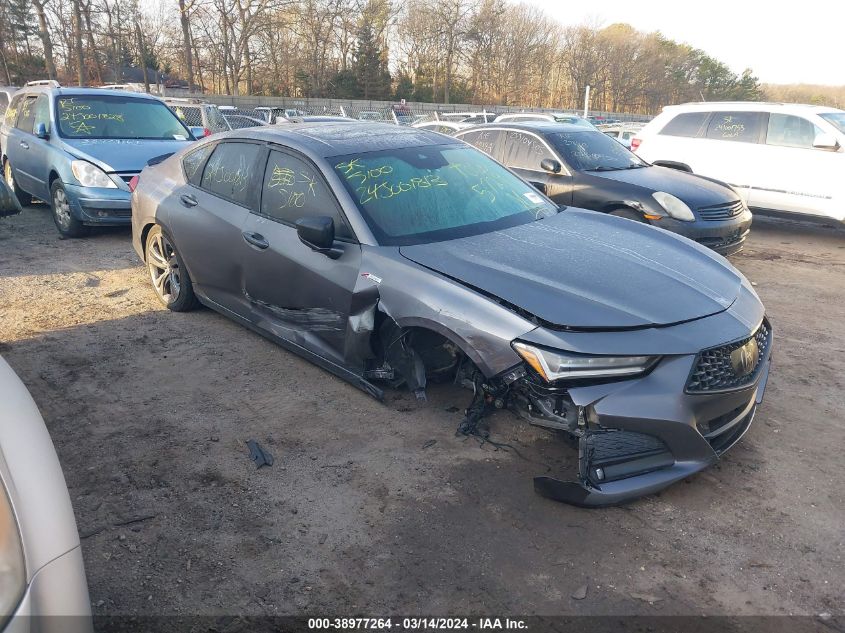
[632,102,845,222]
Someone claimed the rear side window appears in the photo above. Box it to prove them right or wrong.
[172,105,203,127]
[705,112,764,143]
[204,105,230,132]
[200,141,262,206]
[457,129,503,160]
[182,143,215,186]
[766,114,822,149]
[4,94,25,125]
[15,96,37,132]
[260,149,352,239]
[500,130,555,171]
[659,112,709,137]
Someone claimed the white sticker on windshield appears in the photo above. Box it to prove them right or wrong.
[174,134,187,140]
[524,192,543,204]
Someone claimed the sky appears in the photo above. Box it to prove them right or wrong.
[523,0,845,86]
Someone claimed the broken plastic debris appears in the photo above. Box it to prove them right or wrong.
[246,440,274,468]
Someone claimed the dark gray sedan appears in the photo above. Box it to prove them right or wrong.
[456,122,753,255]
[130,122,772,506]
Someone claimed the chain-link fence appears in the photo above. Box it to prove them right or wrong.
[165,91,652,125]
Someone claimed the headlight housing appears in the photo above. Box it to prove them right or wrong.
[70,160,117,188]
[512,341,659,382]
[652,191,695,222]
[0,481,25,624]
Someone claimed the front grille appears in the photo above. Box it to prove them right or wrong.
[686,319,771,393]
[697,200,744,221]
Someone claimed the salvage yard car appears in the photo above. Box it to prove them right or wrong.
[0,355,92,632]
[1,86,196,237]
[130,122,772,506]
[632,102,845,223]
[456,121,753,255]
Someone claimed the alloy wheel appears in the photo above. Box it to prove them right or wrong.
[52,186,72,229]
[147,233,182,304]
[4,161,13,189]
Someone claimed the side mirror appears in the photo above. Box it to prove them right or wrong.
[189,126,206,139]
[813,132,839,150]
[296,216,343,259]
[0,179,22,217]
[540,158,562,174]
[35,122,49,139]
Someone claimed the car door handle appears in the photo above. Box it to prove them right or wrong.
[242,231,269,250]
[179,194,198,207]
[19,141,29,150]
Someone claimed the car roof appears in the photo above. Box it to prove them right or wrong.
[664,101,845,115]
[460,121,598,134]
[13,85,163,100]
[229,121,454,157]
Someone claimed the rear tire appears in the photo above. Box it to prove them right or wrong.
[610,208,647,223]
[50,180,89,237]
[3,158,32,206]
[145,225,198,312]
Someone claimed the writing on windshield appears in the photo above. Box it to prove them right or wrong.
[331,145,557,245]
[55,96,189,140]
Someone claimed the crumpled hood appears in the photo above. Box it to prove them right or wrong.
[592,165,737,208]
[399,209,742,329]
[62,138,192,173]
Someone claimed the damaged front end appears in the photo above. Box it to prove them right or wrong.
[435,324,772,508]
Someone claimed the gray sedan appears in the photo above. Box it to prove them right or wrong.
[0,355,92,632]
[130,122,772,506]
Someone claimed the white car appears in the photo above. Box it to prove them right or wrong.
[632,102,845,222]
[0,355,92,632]
[411,120,473,135]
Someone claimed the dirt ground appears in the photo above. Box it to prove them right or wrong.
[0,204,843,622]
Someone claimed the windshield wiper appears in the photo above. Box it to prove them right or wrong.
[585,166,620,172]
[622,163,647,169]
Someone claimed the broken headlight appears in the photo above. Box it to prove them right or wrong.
[0,480,25,626]
[512,341,658,382]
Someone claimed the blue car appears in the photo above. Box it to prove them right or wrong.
[1,85,197,237]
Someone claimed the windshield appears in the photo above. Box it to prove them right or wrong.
[819,112,845,134]
[548,130,647,171]
[331,144,558,246]
[56,96,190,140]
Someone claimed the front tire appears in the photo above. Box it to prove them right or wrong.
[50,180,89,237]
[4,158,32,206]
[145,225,198,311]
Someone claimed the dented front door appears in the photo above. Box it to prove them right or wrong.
[240,148,362,366]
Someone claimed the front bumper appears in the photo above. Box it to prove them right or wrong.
[4,546,92,633]
[528,321,772,507]
[650,210,753,256]
[63,183,131,226]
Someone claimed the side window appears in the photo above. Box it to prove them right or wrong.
[660,112,709,137]
[182,143,215,186]
[260,149,352,239]
[766,114,822,149]
[32,95,50,133]
[172,105,203,127]
[4,94,25,127]
[501,131,555,171]
[458,129,502,160]
[15,96,37,132]
[0,93,8,115]
[199,141,262,206]
[705,112,763,143]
